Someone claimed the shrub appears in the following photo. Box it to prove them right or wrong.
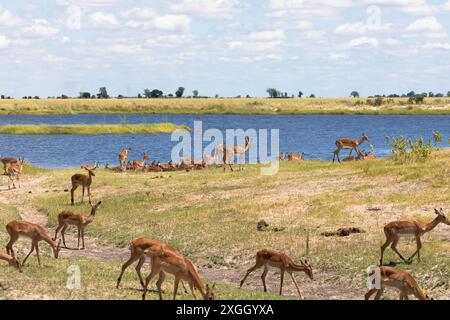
[386,131,441,164]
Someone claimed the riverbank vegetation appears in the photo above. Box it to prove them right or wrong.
[0,123,189,135]
[0,97,449,115]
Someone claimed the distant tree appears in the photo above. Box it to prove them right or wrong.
[168,93,174,98]
[193,90,199,98]
[298,91,303,98]
[33,96,40,99]
[150,89,163,98]
[447,91,450,97]
[435,93,444,97]
[97,87,109,99]
[421,92,428,97]
[266,88,280,98]
[0,95,4,99]
[406,91,416,97]
[215,94,219,98]
[79,92,91,99]
[350,91,360,98]
[137,93,143,99]
[60,94,69,99]
[428,92,434,98]
[175,87,185,98]
[246,94,251,98]
[117,94,124,99]
[143,89,152,98]
[309,94,316,98]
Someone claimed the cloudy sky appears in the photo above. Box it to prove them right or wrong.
[1,0,450,98]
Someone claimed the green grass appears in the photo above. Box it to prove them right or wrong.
[0,98,449,115]
[0,123,190,135]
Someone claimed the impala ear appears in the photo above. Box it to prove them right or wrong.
[434,208,441,215]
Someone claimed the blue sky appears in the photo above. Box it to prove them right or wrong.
[1,0,450,98]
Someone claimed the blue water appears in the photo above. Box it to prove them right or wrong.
[0,114,448,168]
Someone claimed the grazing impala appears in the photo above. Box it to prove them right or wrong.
[221,137,252,172]
[6,220,61,267]
[142,245,215,300]
[7,158,25,189]
[365,266,430,300]
[239,249,313,299]
[333,133,369,163]
[119,148,130,169]
[380,208,450,265]
[53,201,102,250]
[129,153,150,171]
[117,238,183,289]
[70,164,97,205]
[0,251,22,272]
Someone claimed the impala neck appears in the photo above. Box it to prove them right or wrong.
[291,263,308,273]
[414,287,429,300]
[425,216,442,233]
[357,137,365,146]
[43,234,58,249]
[90,206,98,216]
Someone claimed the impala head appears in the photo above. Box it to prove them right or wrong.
[362,133,369,142]
[9,256,22,272]
[205,283,215,300]
[301,259,313,280]
[434,208,450,225]
[90,200,102,214]
[143,153,150,161]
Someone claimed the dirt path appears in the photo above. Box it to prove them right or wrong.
[0,172,366,300]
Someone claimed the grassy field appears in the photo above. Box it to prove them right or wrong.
[0,123,190,135]
[0,151,449,300]
[0,98,449,115]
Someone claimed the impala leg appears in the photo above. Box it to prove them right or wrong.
[22,243,36,267]
[53,223,63,241]
[239,263,262,288]
[88,186,91,202]
[61,225,68,247]
[391,237,408,263]
[409,235,422,262]
[289,272,304,299]
[77,228,81,250]
[173,276,181,300]
[189,282,197,300]
[70,185,77,205]
[380,238,392,266]
[156,271,166,300]
[374,288,384,300]
[135,256,146,288]
[279,270,285,296]
[365,289,378,300]
[116,254,143,289]
[35,242,41,267]
[6,234,19,257]
[261,266,269,292]
[81,186,85,203]
[142,264,160,300]
[81,228,85,250]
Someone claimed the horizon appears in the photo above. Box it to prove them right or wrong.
[1,0,450,98]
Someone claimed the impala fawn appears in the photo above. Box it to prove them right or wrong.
[53,201,102,250]
[240,249,313,299]
[142,245,215,300]
[0,251,22,272]
[380,208,450,265]
[365,266,430,300]
[6,220,61,267]
[70,164,97,205]
[6,158,25,189]
[333,133,369,163]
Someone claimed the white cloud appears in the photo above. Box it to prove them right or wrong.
[328,51,348,60]
[56,0,123,7]
[121,8,156,19]
[444,1,450,11]
[420,42,450,50]
[20,20,60,38]
[365,0,438,15]
[335,21,392,35]
[0,34,10,49]
[170,0,247,19]
[0,7,24,27]
[405,16,447,38]
[268,0,357,18]
[293,21,313,30]
[384,38,400,46]
[305,30,326,40]
[89,12,119,28]
[153,15,191,32]
[248,29,286,42]
[345,36,379,49]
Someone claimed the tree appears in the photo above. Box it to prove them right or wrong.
[1,95,4,99]
[309,94,316,98]
[350,91,360,98]
[79,92,91,99]
[406,91,416,97]
[193,90,199,98]
[137,93,143,99]
[266,88,280,98]
[143,89,152,98]
[428,92,434,98]
[435,93,444,97]
[175,87,185,98]
[97,87,109,99]
[151,89,163,98]
[298,91,303,98]
[447,91,450,97]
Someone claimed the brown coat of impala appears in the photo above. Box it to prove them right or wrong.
[117,238,183,289]
[118,149,130,169]
[0,251,22,272]
[239,249,313,299]
[142,245,214,300]
[70,164,97,205]
[333,133,369,163]
[6,158,24,189]
[287,152,305,161]
[128,153,150,171]
[53,201,102,250]
[365,266,430,300]
[6,220,61,267]
[1,156,18,173]
[222,137,252,172]
[380,208,450,265]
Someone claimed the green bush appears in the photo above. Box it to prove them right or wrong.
[386,131,441,164]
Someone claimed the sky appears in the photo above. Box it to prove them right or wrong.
[0,0,450,98]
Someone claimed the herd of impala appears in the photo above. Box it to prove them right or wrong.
[0,134,448,301]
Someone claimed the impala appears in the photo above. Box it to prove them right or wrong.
[0,155,18,173]
[239,249,313,299]
[0,251,22,272]
[333,133,369,163]
[142,245,215,300]
[365,266,430,300]
[70,164,97,205]
[129,153,150,171]
[380,208,450,265]
[6,220,61,267]
[159,161,176,172]
[221,137,252,172]
[287,152,305,161]
[53,201,102,250]
[342,150,365,162]
[7,158,25,189]
[119,148,130,169]
[81,161,99,171]
[147,160,163,172]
